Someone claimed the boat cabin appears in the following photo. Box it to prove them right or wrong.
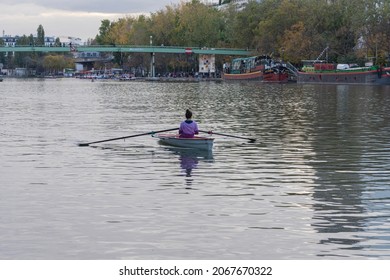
[301,60,332,72]
[229,55,271,74]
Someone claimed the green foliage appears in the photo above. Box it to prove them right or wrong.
[8,1,390,71]
[43,55,74,74]
[14,35,35,68]
[36,25,45,46]
[93,0,390,64]
[54,37,62,47]
[150,6,178,46]
[95,19,112,45]
[226,0,263,49]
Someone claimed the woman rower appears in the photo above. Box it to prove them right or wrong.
[179,109,199,138]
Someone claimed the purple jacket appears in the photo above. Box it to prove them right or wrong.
[179,120,199,138]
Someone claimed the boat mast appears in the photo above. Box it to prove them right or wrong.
[315,46,329,63]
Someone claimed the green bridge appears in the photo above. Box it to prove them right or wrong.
[0,45,252,56]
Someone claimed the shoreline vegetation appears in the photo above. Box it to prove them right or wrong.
[1,0,389,76]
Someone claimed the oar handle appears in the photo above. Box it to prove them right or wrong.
[199,130,256,142]
[79,127,179,146]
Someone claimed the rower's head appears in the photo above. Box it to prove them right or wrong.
[185,109,192,119]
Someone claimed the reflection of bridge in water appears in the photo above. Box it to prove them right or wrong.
[0,45,252,56]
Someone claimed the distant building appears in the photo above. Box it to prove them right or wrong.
[0,34,82,47]
[58,36,83,47]
[44,36,56,47]
[204,0,252,10]
[1,35,18,47]
[231,0,251,10]
[1,33,84,59]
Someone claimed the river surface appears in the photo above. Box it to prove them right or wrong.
[1,78,390,259]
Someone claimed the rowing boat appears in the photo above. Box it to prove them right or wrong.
[155,134,214,151]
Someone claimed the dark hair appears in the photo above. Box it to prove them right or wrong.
[185,109,192,119]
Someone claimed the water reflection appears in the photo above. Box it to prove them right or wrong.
[304,85,390,256]
[162,146,214,187]
[2,79,390,259]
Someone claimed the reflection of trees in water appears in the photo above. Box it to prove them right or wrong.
[307,86,367,249]
[306,86,390,254]
[310,141,365,240]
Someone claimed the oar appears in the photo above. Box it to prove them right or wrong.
[78,127,179,147]
[199,130,256,143]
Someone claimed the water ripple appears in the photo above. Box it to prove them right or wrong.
[1,79,390,259]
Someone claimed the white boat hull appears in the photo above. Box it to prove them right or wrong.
[156,134,214,151]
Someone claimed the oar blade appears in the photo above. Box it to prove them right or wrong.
[78,143,90,147]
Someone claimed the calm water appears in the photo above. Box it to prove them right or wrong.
[1,78,390,260]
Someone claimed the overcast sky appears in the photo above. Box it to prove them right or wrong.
[1,1,194,41]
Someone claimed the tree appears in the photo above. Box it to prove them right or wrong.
[36,24,45,46]
[14,35,35,68]
[281,22,315,64]
[42,54,74,75]
[359,0,390,64]
[55,38,62,47]
[254,0,306,55]
[174,0,224,47]
[150,6,178,46]
[224,0,263,49]
[128,15,152,45]
[95,19,112,45]
[89,0,390,67]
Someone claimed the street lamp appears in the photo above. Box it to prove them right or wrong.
[150,35,155,78]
